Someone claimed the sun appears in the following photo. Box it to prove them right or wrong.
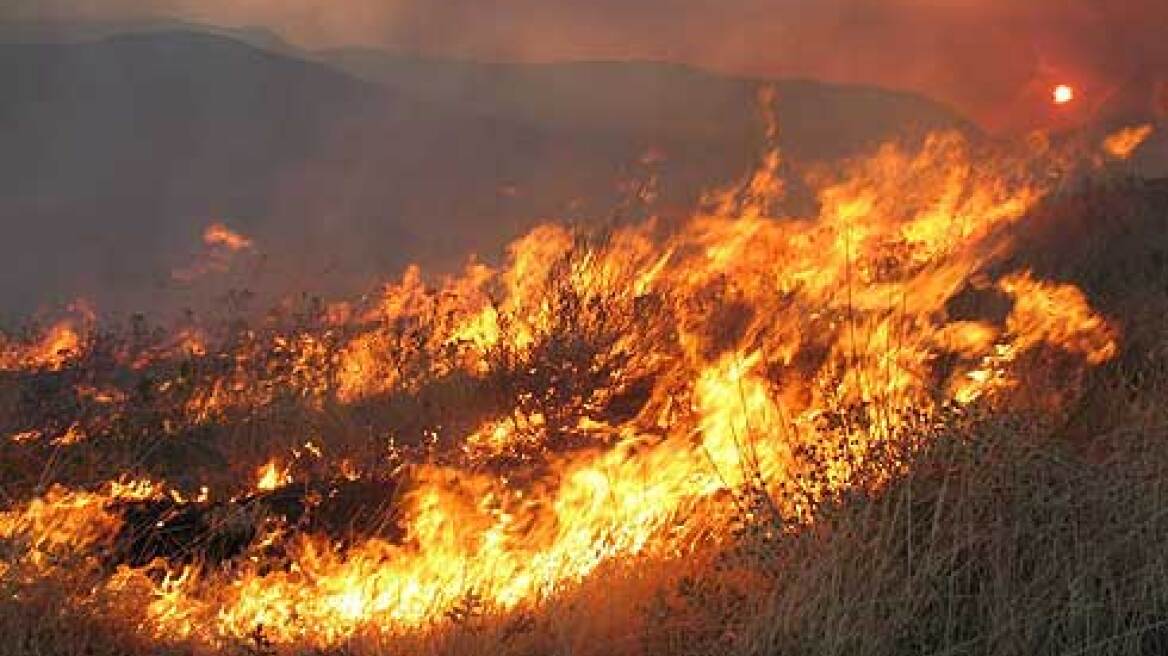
[1053,84,1075,105]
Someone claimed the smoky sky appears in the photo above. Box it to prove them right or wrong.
[6,0,1167,130]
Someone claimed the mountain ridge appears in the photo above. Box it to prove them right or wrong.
[1,27,979,320]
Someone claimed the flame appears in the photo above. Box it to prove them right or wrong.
[203,222,253,251]
[0,302,95,371]
[0,109,1128,651]
[0,478,164,567]
[172,222,255,281]
[999,271,1117,365]
[25,321,82,369]
[1102,124,1155,160]
[255,460,290,491]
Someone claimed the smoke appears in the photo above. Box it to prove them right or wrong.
[5,0,1166,130]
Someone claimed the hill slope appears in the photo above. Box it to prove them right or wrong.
[1,30,975,319]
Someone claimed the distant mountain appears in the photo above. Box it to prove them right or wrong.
[320,49,976,161]
[0,29,976,320]
[0,19,296,53]
[1,31,384,317]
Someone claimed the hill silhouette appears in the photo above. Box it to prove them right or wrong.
[1,28,975,320]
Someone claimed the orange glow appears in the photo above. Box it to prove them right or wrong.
[172,222,256,281]
[255,460,290,491]
[203,222,253,251]
[1102,124,1155,160]
[0,302,95,371]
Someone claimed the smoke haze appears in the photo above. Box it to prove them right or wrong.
[5,0,1167,130]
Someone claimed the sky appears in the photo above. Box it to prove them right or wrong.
[5,0,1167,131]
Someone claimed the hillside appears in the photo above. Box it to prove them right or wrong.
[321,49,974,158]
[0,29,976,321]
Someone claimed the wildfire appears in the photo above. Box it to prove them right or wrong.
[172,222,255,282]
[256,460,290,491]
[0,301,94,371]
[1103,124,1155,160]
[203,222,253,251]
[0,108,1141,652]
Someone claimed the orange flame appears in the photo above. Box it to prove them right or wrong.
[203,222,253,251]
[1102,124,1155,160]
[0,301,95,371]
[172,222,255,282]
[255,460,290,491]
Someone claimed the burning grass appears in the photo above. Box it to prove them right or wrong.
[0,110,1166,655]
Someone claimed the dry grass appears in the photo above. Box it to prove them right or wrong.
[2,178,1168,655]
[7,394,1168,656]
